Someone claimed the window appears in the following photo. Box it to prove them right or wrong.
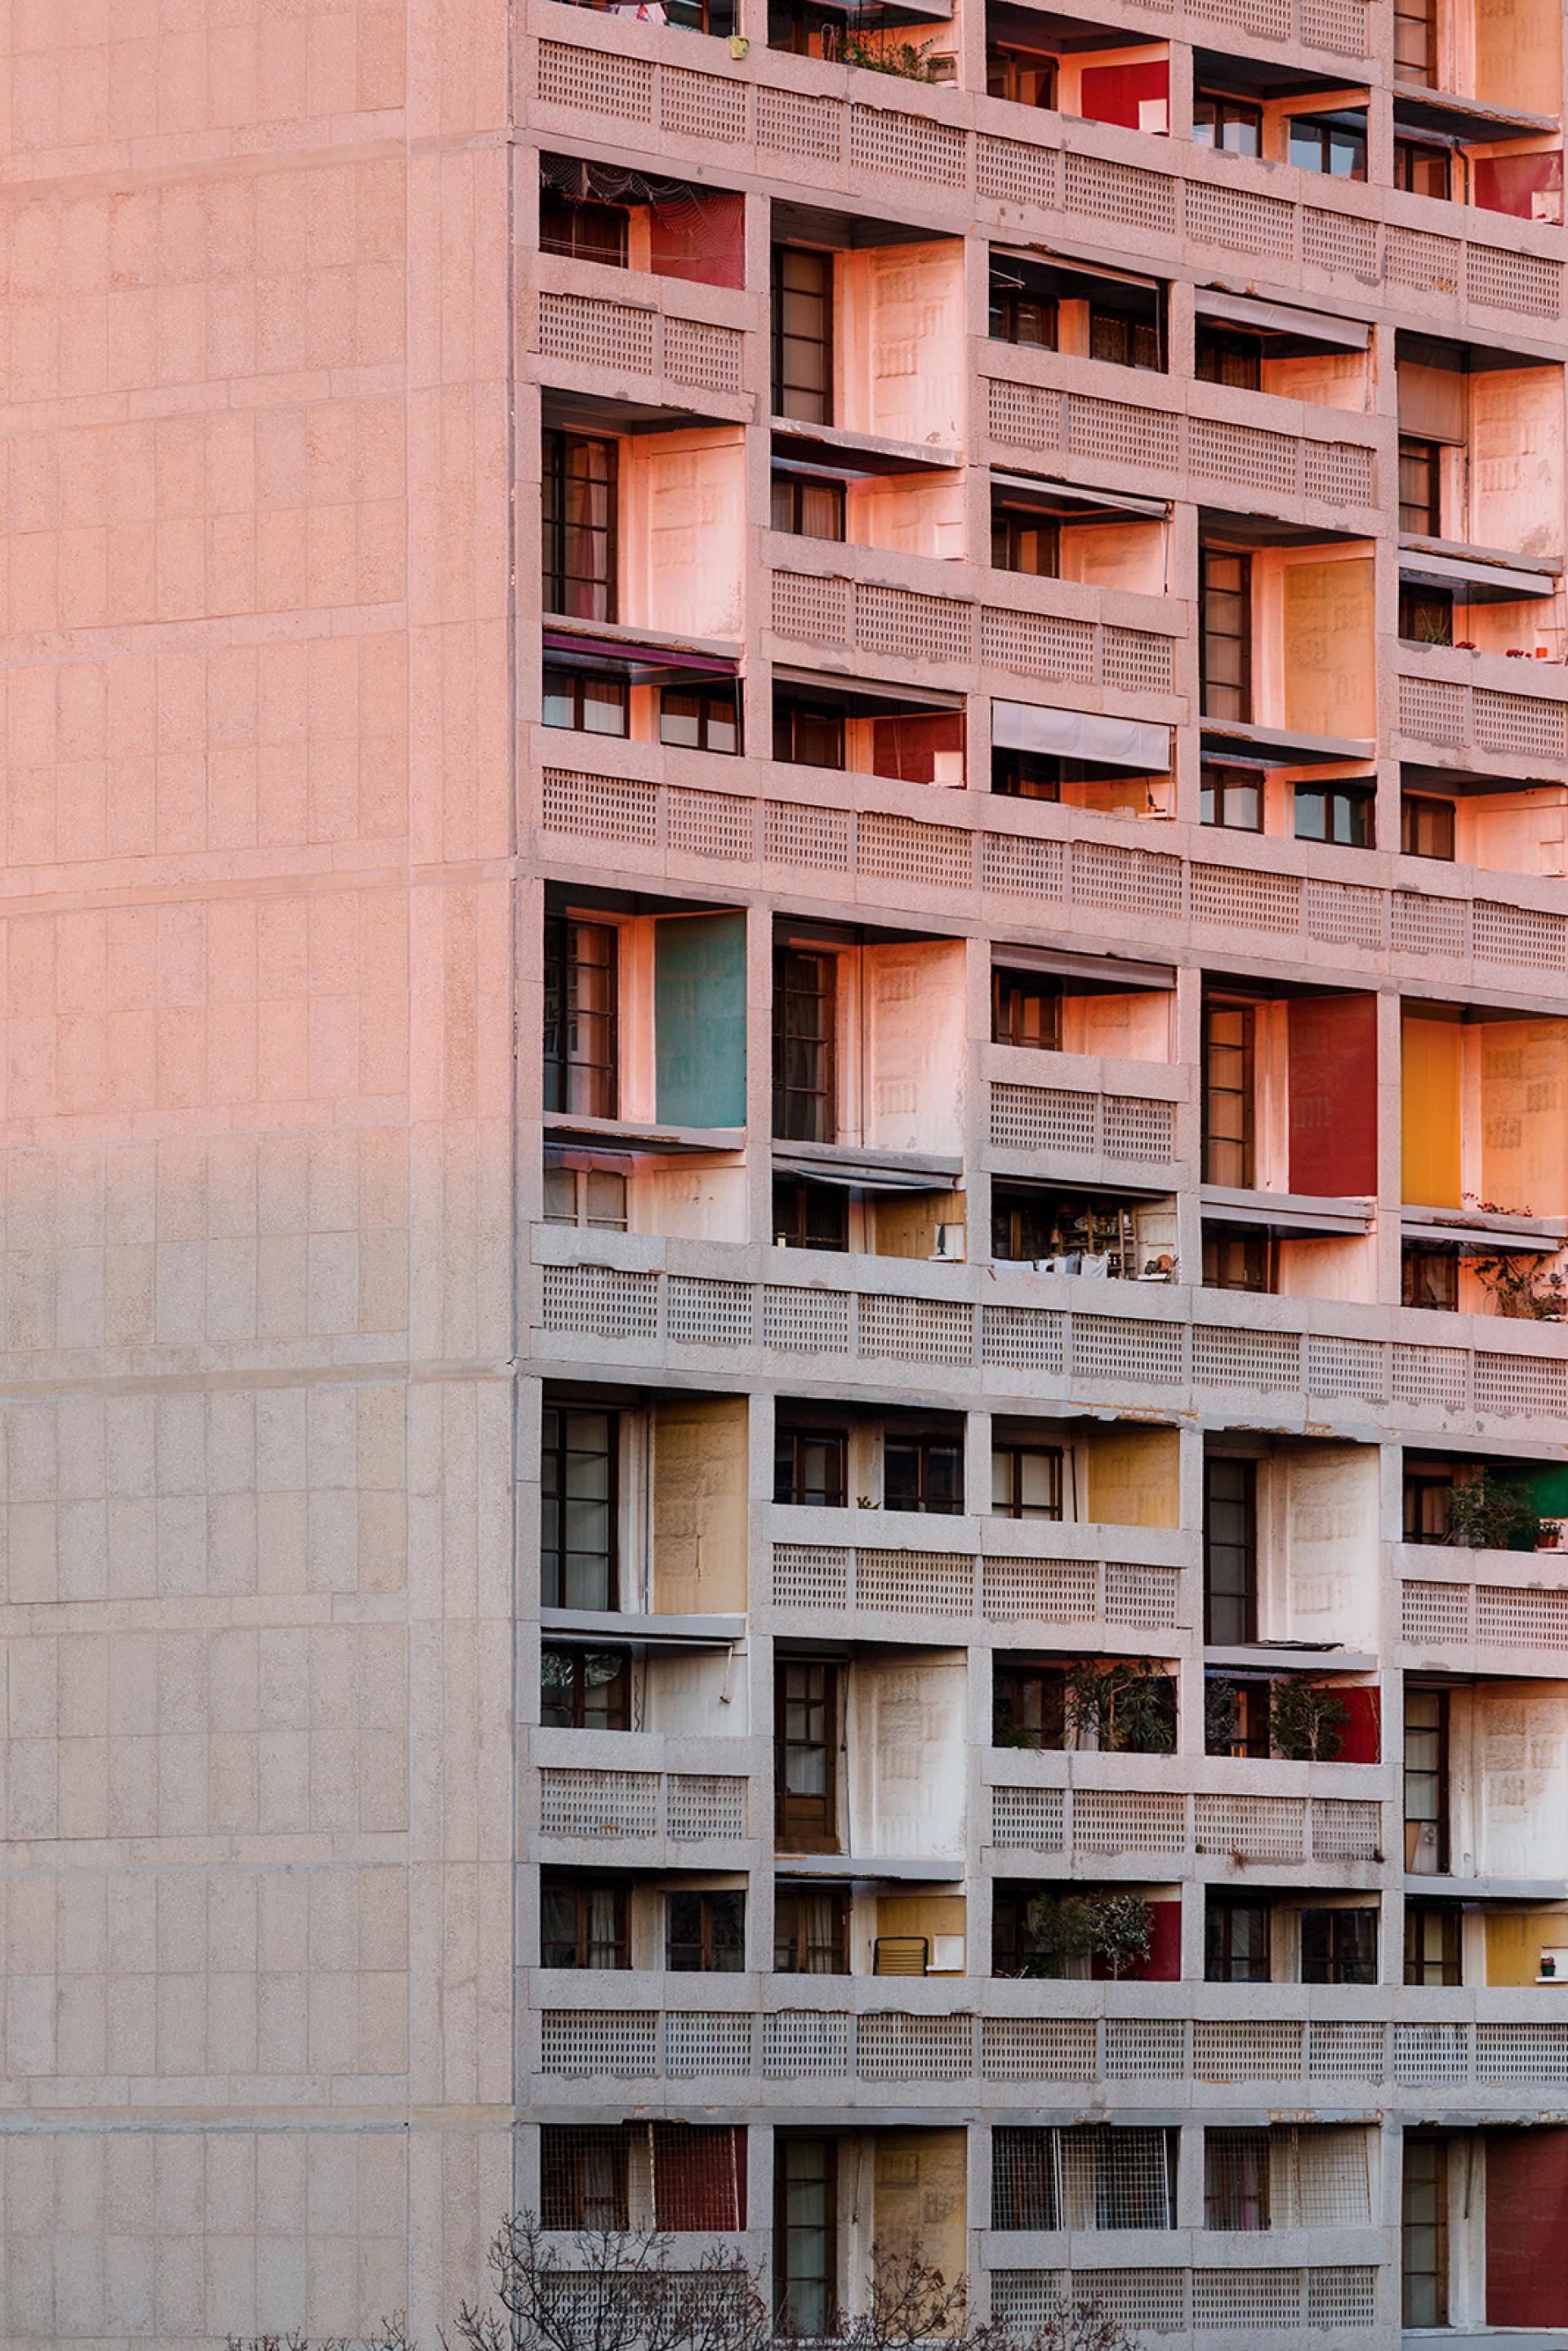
[1200,764,1263,832]
[775,2138,837,2336]
[1205,2131,1269,2229]
[1394,136,1450,198]
[541,429,617,621]
[1401,793,1456,859]
[660,682,741,755]
[541,1645,631,1730]
[1288,112,1367,178]
[771,470,846,540]
[539,194,628,265]
[991,1443,1064,1521]
[1202,1001,1254,1188]
[992,968,1062,1050]
[544,916,617,1119]
[1399,583,1453,646]
[1206,1898,1270,1984]
[1205,1455,1258,1644]
[1196,327,1262,390]
[1088,305,1163,372]
[1193,90,1262,154]
[991,506,1060,577]
[1405,1903,1462,1986]
[772,1175,849,1252]
[541,2126,630,2230]
[541,1405,617,1610]
[774,1425,848,1509]
[776,1660,840,1852]
[540,1877,629,1968]
[1294,783,1373,848]
[1399,436,1442,537]
[773,698,845,769]
[992,1889,1063,1979]
[1202,1230,1271,1293]
[994,2127,1176,2232]
[773,247,833,423]
[991,748,1061,799]
[543,1161,628,1231]
[989,274,1058,347]
[542,666,629,736]
[1205,1675,1271,1758]
[1402,2137,1449,2328]
[987,50,1057,105]
[1402,1243,1459,1311]
[1394,0,1437,83]
[774,1886,848,1974]
[1300,1907,1377,1985]
[993,1661,1067,1750]
[1200,550,1252,723]
[666,1888,746,1971]
[884,1432,963,1514]
[1405,1688,1450,1874]
[1403,1467,1453,1544]
[773,947,836,1142]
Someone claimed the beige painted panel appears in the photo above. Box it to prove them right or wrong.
[1086,1423,1180,1528]
[652,1395,748,1612]
[1281,559,1374,739]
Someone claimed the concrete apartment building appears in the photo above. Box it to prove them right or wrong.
[10,0,1568,2341]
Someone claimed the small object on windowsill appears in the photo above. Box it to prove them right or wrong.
[728,31,749,52]
[1138,1254,1177,1281]
[1507,647,1527,657]
[1455,639,1477,649]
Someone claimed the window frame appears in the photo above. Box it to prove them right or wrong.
[541,427,619,621]
[771,1173,849,1252]
[884,1431,964,1515]
[1201,998,1255,1189]
[541,1403,619,1610]
[541,1643,632,1731]
[1192,89,1263,154]
[773,1424,849,1509]
[772,946,838,1142]
[541,663,630,737]
[772,245,835,424]
[1200,764,1264,833]
[666,1886,746,1972]
[773,1885,849,1975]
[991,504,1062,577]
[1299,1904,1378,1985]
[1293,781,1374,848]
[1399,435,1443,537]
[540,1875,630,1969]
[539,192,630,266]
[992,967,1063,1050]
[1287,111,1368,178]
[770,468,847,541]
[1205,1895,1272,1984]
[1204,1453,1258,1645]
[1200,549,1253,724]
[991,1440,1065,1521]
[659,681,742,755]
[543,915,618,1120]
[775,1659,841,1854]
[1401,792,1457,860]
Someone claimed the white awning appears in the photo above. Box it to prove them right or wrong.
[1195,287,1370,350]
[993,701,1170,771]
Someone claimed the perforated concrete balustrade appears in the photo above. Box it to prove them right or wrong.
[985,383,1376,514]
[1132,0,1370,60]
[537,1262,1568,1428]
[539,767,1568,982]
[1404,1576,1568,1651]
[538,288,743,395]
[1399,671,1568,764]
[769,569,1179,697]
[773,1546,1185,1631]
[994,2267,1378,2335]
[534,42,1562,323]
[989,1784,1382,1863]
[538,1766,748,1840]
[535,2007,1568,2089]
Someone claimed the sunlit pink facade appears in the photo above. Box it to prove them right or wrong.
[7,0,1568,2340]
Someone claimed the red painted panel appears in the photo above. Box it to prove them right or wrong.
[1486,2127,1568,2324]
[653,2124,747,2229]
[1287,993,1378,1196]
[1473,150,1563,224]
[1091,1898,1181,1981]
[1079,60,1169,131]
[872,711,964,783]
[1337,1686,1380,1764]
[648,189,746,289]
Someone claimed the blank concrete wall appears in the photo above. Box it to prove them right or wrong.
[842,243,967,447]
[1274,1445,1379,1646]
[1479,1017,1568,1216]
[652,1396,749,1612]
[1476,0,1562,115]
[622,429,746,638]
[849,1657,967,1857]
[865,940,966,1153]
[1470,1681,1568,1877]
[1469,367,1565,558]
[1062,989,1173,1060]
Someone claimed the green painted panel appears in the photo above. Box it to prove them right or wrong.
[655,912,746,1127]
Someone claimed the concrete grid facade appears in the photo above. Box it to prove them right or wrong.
[10,0,1568,2342]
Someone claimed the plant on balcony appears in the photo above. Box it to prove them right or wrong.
[1204,1675,1242,1755]
[1472,1249,1568,1321]
[1022,1890,1155,1981]
[1443,1466,1542,1552]
[1062,1658,1176,1753]
[830,28,941,76]
[1266,1676,1348,1763]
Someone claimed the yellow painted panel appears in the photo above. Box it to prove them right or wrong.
[1282,559,1374,739]
[875,1895,967,1971]
[1486,1908,1568,1985]
[653,1396,748,1612]
[1401,1015,1462,1208]
[1086,1423,1180,1529]
[873,2130,966,2276]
